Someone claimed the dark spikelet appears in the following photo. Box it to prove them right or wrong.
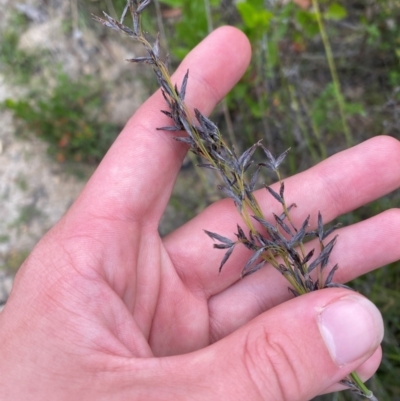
[249,165,261,192]
[254,233,273,248]
[194,109,219,140]
[91,14,119,30]
[180,70,189,101]
[275,148,290,168]
[252,215,278,235]
[218,185,242,209]
[173,136,194,145]
[133,12,140,35]
[265,185,283,204]
[280,181,285,199]
[289,215,310,246]
[324,264,339,286]
[204,230,234,246]
[307,235,337,273]
[278,264,290,274]
[260,144,276,170]
[155,69,172,95]
[302,249,315,265]
[306,278,315,292]
[161,90,173,108]
[259,146,290,170]
[322,223,342,241]
[288,287,299,297]
[126,57,154,64]
[293,263,303,286]
[153,33,160,58]
[287,247,302,266]
[160,110,174,119]
[198,163,217,170]
[103,12,135,36]
[242,260,265,277]
[219,245,235,273]
[320,235,338,268]
[305,229,318,238]
[238,143,258,170]
[318,211,324,241]
[236,225,246,241]
[120,1,130,23]
[279,203,296,221]
[179,115,195,139]
[214,243,234,249]
[273,213,292,235]
[242,247,265,276]
[307,253,322,274]
[157,126,182,131]
[137,0,151,14]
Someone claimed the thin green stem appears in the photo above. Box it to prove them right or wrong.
[154,0,169,55]
[299,95,327,159]
[350,372,375,399]
[312,0,353,147]
[287,84,319,163]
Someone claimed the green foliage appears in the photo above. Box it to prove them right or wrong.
[3,74,120,164]
[324,3,347,21]
[0,13,47,84]
[229,0,399,157]
[236,0,273,34]
[159,0,222,60]
[295,8,319,37]
[311,83,364,135]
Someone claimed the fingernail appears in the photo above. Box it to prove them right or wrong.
[318,296,384,366]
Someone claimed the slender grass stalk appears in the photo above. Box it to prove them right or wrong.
[311,0,353,148]
[299,94,328,160]
[203,0,239,152]
[287,83,320,163]
[153,0,169,55]
[105,0,118,19]
[257,32,275,152]
[94,2,377,398]
[203,0,213,33]
[350,372,377,400]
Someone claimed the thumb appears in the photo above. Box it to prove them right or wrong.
[164,289,383,401]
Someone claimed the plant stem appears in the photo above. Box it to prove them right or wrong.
[350,372,376,400]
[312,0,353,148]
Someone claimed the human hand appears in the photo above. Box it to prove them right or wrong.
[0,26,399,401]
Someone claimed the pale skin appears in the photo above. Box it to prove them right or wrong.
[0,27,399,401]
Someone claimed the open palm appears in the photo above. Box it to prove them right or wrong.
[1,27,399,401]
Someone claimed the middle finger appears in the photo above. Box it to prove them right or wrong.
[163,136,400,296]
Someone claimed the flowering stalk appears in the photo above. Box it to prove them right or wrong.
[93,2,377,399]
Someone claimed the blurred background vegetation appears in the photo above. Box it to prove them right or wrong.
[0,0,399,399]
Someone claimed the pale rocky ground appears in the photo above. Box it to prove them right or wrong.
[0,0,200,309]
[0,0,106,308]
[0,85,91,310]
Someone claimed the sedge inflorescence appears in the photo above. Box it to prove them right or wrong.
[93,2,377,399]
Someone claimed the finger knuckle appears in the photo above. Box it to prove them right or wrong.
[241,326,307,401]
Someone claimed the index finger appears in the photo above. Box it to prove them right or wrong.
[68,27,251,226]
